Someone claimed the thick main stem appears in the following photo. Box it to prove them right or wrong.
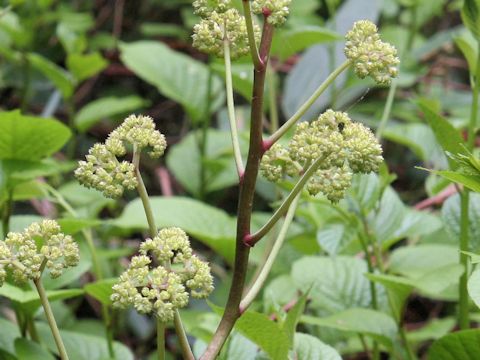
[34,278,69,360]
[223,38,244,176]
[266,60,351,146]
[200,20,275,360]
[133,150,194,359]
[240,194,300,311]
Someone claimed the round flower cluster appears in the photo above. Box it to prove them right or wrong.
[193,0,230,17]
[192,6,260,59]
[344,20,399,85]
[111,227,214,322]
[0,220,79,285]
[260,110,383,202]
[75,114,166,199]
[252,0,291,26]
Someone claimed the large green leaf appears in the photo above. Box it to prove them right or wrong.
[0,283,83,314]
[0,318,20,356]
[301,308,397,347]
[37,323,133,360]
[294,333,341,360]
[74,95,149,132]
[468,267,480,308]
[112,196,236,262]
[434,170,480,193]
[28,53,75,98]
[428,329,480,360]
[166,130,246,196]
[0,111,71,161]
[84,278,117,306]
[66,52,108,82]
[316,223,357,255]
[120,41,224,122]
[271,26,341,60]
[15,338,54,360]
[418,100,465,169]
[210,63,254,102]
[462,0,480,41]
[283,292,309,348]
[233,310,290,360]
[455,30,478,75]
[443,193,480,250]
[291,256,373,313]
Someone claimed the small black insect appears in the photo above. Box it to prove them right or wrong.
[338,122,345,133]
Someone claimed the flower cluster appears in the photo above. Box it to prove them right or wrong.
[75,115,166,198]
[192,2,260,59]
[0,220,79,285]
[344,20,399,85]
[252,0,291,26]
[111,227,213,322]
[260,110,383,202]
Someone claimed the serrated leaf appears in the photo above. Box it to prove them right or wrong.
[316,223,356,255]
[428,329,480,360]
[291,256,373,313]
[0,110,71,161]
[120,41,224,122]
[294,333,341,360]
[112,196,235,263]
[28,53,75,98]
[301,308,397,347]
[74,95,149,132]
[84,278,117,306]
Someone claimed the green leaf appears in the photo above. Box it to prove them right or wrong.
[291,256,373,313]
[0,283,83,314]
[233,310,290,360]
[0,318,20,356]
[42,259,92,290]
[434,170,480,193]
[271,26,341,60]
[66,52,108,82]
[210,63,254,102]
[112,196,235,263]
[468,267,480,308]
[443,193,480,250]
[225,334,258,360]
[301,308,397,347]
[366,273,413,322]
[283,292,309,348]
[74,95,149,132]
[120,41,224,122]
[407,317,456,343]
[428,329,480,360]
[166,130,246,196]
[84,278,117,306]
[462,0,480,41]
[15,338,54,360]
[316,223,356,255]
[418,99,465,169]
[28,53,75,98]
[455,30,478,74]
[0,111,71,161]
[37,323,133,360]
[294,333,341,360]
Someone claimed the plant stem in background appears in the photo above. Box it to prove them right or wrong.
[200,17,275,360]
[458,39,480,330]
[157,318,166,360]
[240,194,300,311]
[43,184,115,357]
[223,38,244,176]
[132,149,195,359]
[266,60,351,146]
[34,277,69,360]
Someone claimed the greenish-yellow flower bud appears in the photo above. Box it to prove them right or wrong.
[344,20,399,85]
[0,220,79,283]
[193,0,230,17]
[252,0,291,26]
[192,9,260,59]
[307,165,353,203]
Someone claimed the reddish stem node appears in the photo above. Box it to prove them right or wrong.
[262,139,273,152]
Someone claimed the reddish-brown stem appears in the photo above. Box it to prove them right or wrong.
[200,20,274,360]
